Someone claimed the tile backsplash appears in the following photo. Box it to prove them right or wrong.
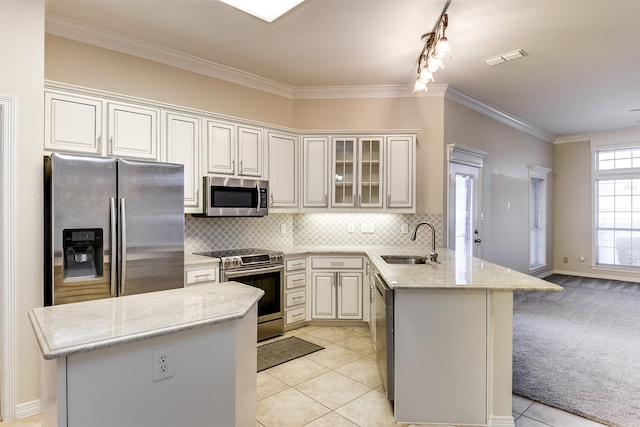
[185,213,443,253]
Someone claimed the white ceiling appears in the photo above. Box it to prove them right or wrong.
[45,0,640,139]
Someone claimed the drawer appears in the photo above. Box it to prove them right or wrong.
[286,306,306,324]
[286,272,306,289]
[285,257,306,272]
[311,256,363,269]
[185,267,218,285]
[286,289,306,307]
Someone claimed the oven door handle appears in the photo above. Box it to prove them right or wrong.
[222,264,284,281]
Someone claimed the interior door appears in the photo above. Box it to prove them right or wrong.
[448,162,481,257]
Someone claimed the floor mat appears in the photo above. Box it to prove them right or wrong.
[257,336,324,372]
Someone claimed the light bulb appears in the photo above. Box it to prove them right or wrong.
[435,37,452,58]
[427,56,443,73]
[413,80,428,93]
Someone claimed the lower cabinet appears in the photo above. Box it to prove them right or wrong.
[184,264,218,287]
[284,257,307,327]
[310,256,363,320]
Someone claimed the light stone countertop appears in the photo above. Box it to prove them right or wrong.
[273,246,561,292]
[29,281,263,360]
[185,253,220,266]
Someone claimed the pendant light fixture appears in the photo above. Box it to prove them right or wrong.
[413,1,453,93]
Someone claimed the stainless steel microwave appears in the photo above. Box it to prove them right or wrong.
[203,176,268,217]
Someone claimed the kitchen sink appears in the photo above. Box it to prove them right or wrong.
[381,255,426,265]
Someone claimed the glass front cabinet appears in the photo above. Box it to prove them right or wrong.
[331,136,383,208]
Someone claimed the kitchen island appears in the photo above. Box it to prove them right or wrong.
[29,281,263,427]
[368,247,561,426]
[273,246,561,427]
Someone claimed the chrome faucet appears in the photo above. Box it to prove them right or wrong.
[411,222,439,263]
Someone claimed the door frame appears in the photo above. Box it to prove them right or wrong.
[1,96,17,421]
[446,144,486,256]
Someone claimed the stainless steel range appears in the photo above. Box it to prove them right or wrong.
[195,248,284,341]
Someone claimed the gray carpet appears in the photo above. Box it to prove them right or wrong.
[257,336,324,372]
[513,274,640,427]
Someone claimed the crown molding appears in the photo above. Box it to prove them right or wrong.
[46,14,555,141]
[444,87,555,143]
[293,84,448,99]
[554,134,590,144]
[45,15,295,99]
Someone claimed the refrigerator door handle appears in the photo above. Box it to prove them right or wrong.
[119,197,127,296]
[110,198,117,297]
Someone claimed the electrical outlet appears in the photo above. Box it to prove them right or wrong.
[153,346,174,382]
[401,223,409,234]
[348,223,355,233]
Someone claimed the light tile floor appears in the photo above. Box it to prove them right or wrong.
[1,325,609,427]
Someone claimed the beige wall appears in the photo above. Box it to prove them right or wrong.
[444,99,555,274]
[1,0,45,414]
[45,35,294,127]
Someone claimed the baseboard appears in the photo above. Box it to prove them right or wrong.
[553,269,640,284]
[488,414,515,427]
[15,399,40,420]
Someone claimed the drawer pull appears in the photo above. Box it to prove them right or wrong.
[292,278,304,283]
[292,296,304,300]
[292,262,304,268]
[330,261,345,266]
[194,274,211,279]
[292,313,304,318]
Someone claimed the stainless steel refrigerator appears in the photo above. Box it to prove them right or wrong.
[44,152,185,306]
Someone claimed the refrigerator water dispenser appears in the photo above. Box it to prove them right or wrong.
[62,228,103,280]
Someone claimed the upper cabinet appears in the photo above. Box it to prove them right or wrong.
[267,131,299,212]
[386,135,416,210]
[45,91,103,155]
[303,133,415,213]
[107,101,160,161]
[302,136,329,209]
[45,89,161,161]
[335,136,384,209]
[203,119,264,178]
[164,111,202,213]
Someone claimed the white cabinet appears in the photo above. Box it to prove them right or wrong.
[164,111,202,213]
[331,137,383,209]
[310,256,363,320]
[268,131,299,212]
[302,136,329,209]
[107,101,160,160]
[367,260,377,346]
[45,91,103,155]
[44,89,161,162]
[204,119,264,178]
[386,135,415,209]
[284,257,307,327]
[184,263,218,287]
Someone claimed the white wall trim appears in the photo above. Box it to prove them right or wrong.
[15,400,40,420]
[445,87,555,143]
[0,96,17,421]
[553,268,640,284]
[447,143,487,167]
[488,415,515,427]
[45,14,556,142]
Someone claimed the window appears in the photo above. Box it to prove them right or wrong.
[594,147,640,268]
[529,166,550,271]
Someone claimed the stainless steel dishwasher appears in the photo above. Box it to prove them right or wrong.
[375,273,394,401]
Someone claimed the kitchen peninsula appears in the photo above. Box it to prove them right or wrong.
[274,246,561,426]
[29,281,263,427]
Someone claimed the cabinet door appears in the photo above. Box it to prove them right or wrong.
[204,119,236,175]
[311,272,336,319]
[331,137,357,207]
[386,135,415,209]
[165,111,201,212]
[107,102,160,160]
[337,272,363,319]
[45,91,103,155]
[358,137,384,208]
[302,136,329,208]
[268,132,298,209]
[237,125,263,177]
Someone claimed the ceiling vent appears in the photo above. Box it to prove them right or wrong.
[483,49,528,66]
